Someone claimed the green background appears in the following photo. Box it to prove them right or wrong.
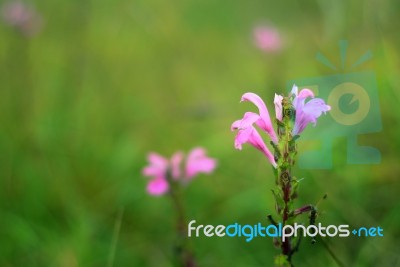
[0,0,399,266]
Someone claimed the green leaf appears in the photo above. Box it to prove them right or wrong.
[274,254,291,267]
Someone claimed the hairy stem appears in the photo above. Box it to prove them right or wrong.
[275,97,296,264]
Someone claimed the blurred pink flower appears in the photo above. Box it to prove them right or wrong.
[253,25,282,52]
[1,1,42,36]
[142,148,217,196]
[142,152,170,196]
[231,93,277,167]
[290,85,331,135]
[185,147,217,179]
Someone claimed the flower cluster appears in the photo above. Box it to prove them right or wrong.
[231,85,331,167]
[142,147,217,196]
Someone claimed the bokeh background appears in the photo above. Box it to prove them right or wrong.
[0,0,399,266]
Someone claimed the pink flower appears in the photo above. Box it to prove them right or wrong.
[142,148,217,196]
[232,88,330,167]
[253,25,282,53]
[290,85,331,135]
[231,93,277,167]
[1,1,42,37]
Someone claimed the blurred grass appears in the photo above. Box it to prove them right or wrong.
[0,0,400,266]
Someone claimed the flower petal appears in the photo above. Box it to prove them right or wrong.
[293,88,315,110]
[274,94,284,121]
[146,177,169,196]
[234,127,252,150]
[231,119,242,131]
[298,88,314,99]
[185,147,217,179]
[231,112,260,131]
[142,152,168,177]
[148,152,168,168]
[290,84,298,96]
[293,98,330,135]
[234,126,277,168]
[240,92,278,143]
[303,98,331,117]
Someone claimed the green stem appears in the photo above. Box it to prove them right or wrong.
[168,179,196,267]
